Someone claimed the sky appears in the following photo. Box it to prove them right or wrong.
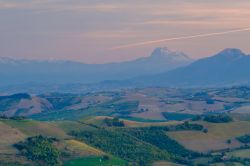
[0,0,250,63]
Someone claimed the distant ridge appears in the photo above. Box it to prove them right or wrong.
[1,48,250,93]
[135,48,250,87]
[0,47,192,86]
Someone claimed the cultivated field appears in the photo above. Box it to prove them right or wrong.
[167,121,250,152]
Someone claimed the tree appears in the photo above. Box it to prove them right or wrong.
[104,117,125,127]
[204,114,232,123]
[203,129,208,133]
[102,155,110,161]
[14,135,61,165]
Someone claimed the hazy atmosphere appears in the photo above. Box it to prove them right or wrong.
[2,1,250,166]
[1,0,250,63]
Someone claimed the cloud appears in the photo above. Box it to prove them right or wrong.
[110,27,250,50]
[60,30,141,39]
[0,1,127,13]
[140,17,250,29]
[0,1,29,9]
[135,3,250,32]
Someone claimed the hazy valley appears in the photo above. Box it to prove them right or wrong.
[1,85,250,165]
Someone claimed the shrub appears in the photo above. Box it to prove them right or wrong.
[204,114,233,123]
[203,129,208,133]
[191,115,202,121]
[102,155,110,161]
[14,135,61,165]
[104,117,125,127]
[70,128,170,163]
[237,134,250,144]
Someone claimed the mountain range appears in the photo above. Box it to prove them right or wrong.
[0,48,250,93]
[0,47,192,86]
[136,48,250,87]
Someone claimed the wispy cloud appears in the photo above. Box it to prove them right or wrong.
[110,27,250,50]
[0,1,127,13]
[59,30,145,39]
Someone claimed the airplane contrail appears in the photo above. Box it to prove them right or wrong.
[110,27,250,50]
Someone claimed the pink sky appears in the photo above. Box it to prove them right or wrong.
[0,0,250,63]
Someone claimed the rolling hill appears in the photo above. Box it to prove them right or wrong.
[1,86,250,120]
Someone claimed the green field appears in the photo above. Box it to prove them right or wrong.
[64,156,127,166]
[0,119,108,165]
[119,116,168,123]
[64,139,104,156]
[0,121,26,154]
[77,116,180,128]
[167,121,250,152]
[162,112,196,121]
[2,119,68,138]
[227,149,250,159]
[210,162,244,166]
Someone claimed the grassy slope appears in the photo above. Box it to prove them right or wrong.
[2,116,250,165]
[80,116,181,128]
[64,140,104,156]
[167,121,250,152]
[2,119,68,139]
[227,149,250,159]
[32,107,113,121]
[0,119,109,165]
[0,121,26,154]
[53,120,96,133]
[210,162,244,166]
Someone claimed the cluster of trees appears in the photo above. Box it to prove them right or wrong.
[206,99,215,104]
[0,115,27,120]
[191,115,202,121]
[0,93,31,100]
[104,117,125,127]
[203,114,233,123]
[186,92,216,104]
[102,101,139,115]
[120,122,204,132]
[14,135,61,166]
[191,114,233,124]
[69,121,206,165]
[70,128,170,163]
[121,126,202,163]
[237,134,250,144]
[164,121,204,131]
[208,153,250,165]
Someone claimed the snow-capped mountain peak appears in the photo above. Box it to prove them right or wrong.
[150,47,192,62]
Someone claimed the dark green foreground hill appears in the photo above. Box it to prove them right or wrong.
[0,115,250,166]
